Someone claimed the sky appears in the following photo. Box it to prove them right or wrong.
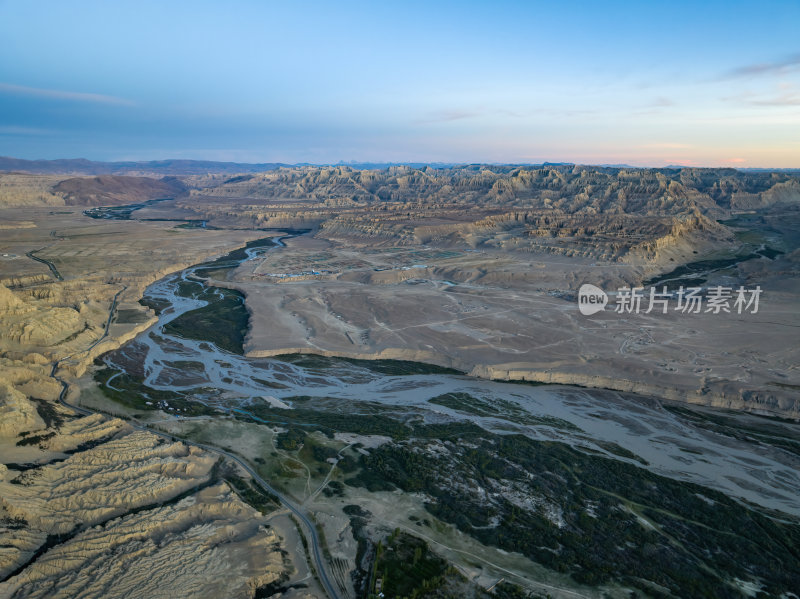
[0,0,799,167]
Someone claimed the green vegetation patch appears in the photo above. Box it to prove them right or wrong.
[491,582,547,599]
[643,253,759,287]
[175,279,205,299]
[138,296,171,315]
[663,404,800,458]
[594,440,649,465]
[93,366,215,416]
[223,471,279,514]
[274,354,463,376]
[31,398,67,429]
[369,531,465,598]
[16,431,56,447]
[347,433,800,597]
[174,221,219,230]
[164,286,248,354]
[251,376,289,389]
[242,397,498,443]
[322,480,345,498]
[244,400,412,440]
[429,392,582,431]
[163,360,206,373]
[275,427,307,451]
[114,309,150,324]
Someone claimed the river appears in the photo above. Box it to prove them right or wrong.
[99,234,800,517]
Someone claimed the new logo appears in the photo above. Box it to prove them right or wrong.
[578,284,608,316]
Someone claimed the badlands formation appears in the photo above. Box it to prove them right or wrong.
[0,163,799,598]
[156,165,800,416]
[0,189,291,597]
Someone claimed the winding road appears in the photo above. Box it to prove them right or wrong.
[25,248,63,281]
[50,277,341,599]
[55,386,341,599]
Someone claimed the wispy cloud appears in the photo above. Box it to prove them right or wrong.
[723,53,800,79]
[627,97,677,118]
[749,93,800,106]
[0,82,135,106]
[416,106,528,125]
[649,96,675,108]
[722,87,800,107]
[416,109,481,124]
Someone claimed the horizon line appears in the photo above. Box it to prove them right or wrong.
[1,155,799,171]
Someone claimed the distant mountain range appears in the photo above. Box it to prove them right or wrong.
[0,157,611,175]
[0,157,561,174]
[0,157,290,175]
[2,156,797,176]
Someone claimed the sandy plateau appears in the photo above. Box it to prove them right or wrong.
[0,201,290,598]
[1,164,800,598]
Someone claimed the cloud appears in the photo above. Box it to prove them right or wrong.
[649,96,674,108]
[416,109,481,124]
[415,106,527,125]
[749,93,800,106]
[722,89,800,107]
[629,98,675,118]
[0,82,135,106]
[723,53,800,79]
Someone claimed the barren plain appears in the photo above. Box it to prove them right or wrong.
[1,164,800,599]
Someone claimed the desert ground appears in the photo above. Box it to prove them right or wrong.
[0,199,292,598]
[235,232,799,416]
[1,164,799,598]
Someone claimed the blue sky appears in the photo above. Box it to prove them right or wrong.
[1,0,798,166]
